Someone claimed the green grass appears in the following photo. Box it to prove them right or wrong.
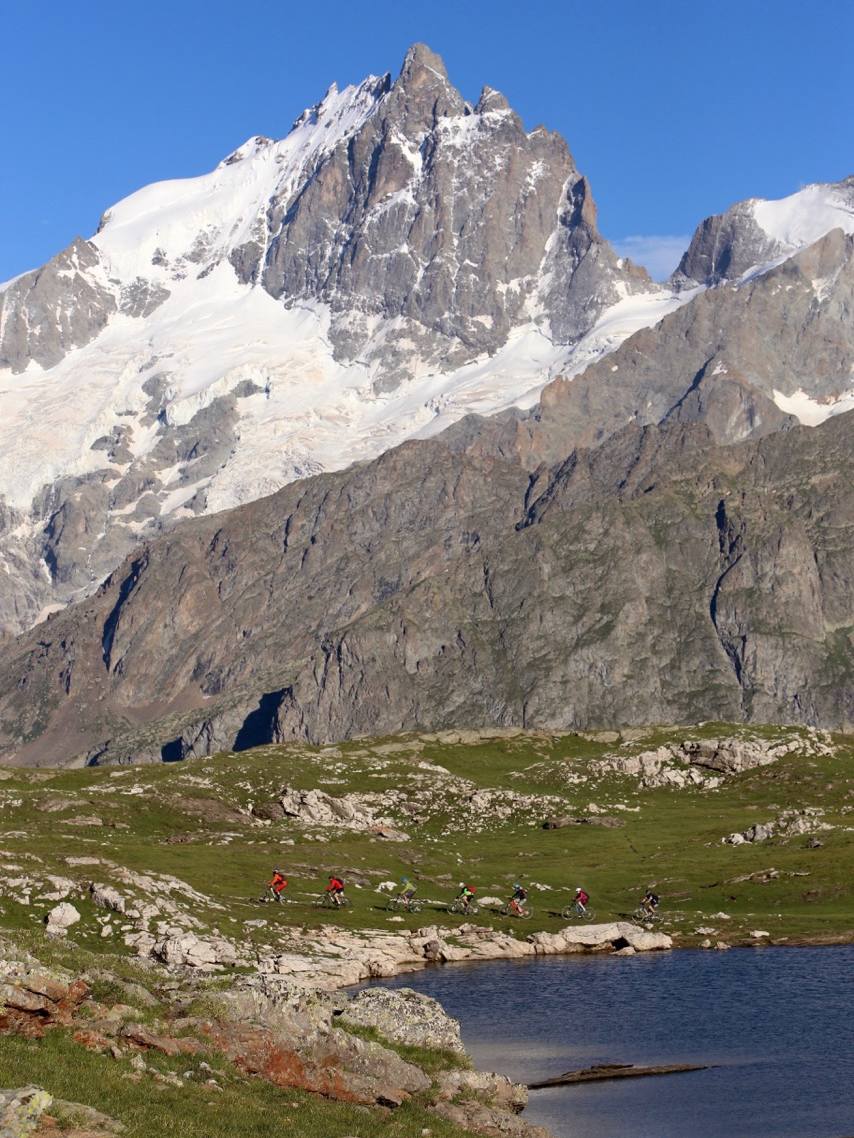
[0,1029,470,1138]
[1,724,852,953]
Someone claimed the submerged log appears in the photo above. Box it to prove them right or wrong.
[528,1062,709,1089]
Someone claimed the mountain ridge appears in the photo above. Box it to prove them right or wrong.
[1,398,851,767]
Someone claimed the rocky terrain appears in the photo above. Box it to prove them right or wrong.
[0,724,851,1135]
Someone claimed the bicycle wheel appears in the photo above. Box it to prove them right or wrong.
[408,899,423,914]
[467,902,480,916]
[561,906,574,919]
[583,908,595,921]
[386,896,402,911]
[448,900,462,914]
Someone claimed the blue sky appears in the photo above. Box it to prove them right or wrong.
[2,0,851,281]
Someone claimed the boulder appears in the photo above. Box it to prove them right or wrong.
[431,1099,551,1137]
[435,1069,527,1112]
[543,815,623,830]
[340,987,465,1054]
[528,922,671,955]
[0,973,89,1036]
[44,902,81,936]
[90,883,127,914]
[0,1086,53,1136]
[152,933,240,970]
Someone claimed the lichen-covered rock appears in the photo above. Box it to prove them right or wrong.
[340,987,465,1054]
[90,883,127,914]
[435,1069,527,1112]
[0,1086,53,1137]
[152,933,240,970]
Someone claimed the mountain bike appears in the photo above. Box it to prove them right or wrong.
[500,901,532,919]
[561,901,595,921]
[449,898,480,916]
[386,894,423,913]
[314,892,350,909]
[632,906,662,923]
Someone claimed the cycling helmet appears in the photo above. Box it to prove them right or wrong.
[459,882,465,888]
[575,886,582,893]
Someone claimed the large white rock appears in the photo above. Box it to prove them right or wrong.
[44,902,81,936]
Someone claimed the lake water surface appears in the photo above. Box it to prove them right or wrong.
[370,946,854,1138]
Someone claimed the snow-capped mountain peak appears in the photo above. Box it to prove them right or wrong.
[0,44,662,636]
[751,178,854,249]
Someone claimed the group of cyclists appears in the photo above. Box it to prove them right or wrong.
[266,869,661,921]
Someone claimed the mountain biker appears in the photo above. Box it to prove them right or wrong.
[509,882,528,916]
[326,875,346,906]
[574,886,590,913]
[456,882,476,912]
[267,868,288,903]
[641,889,660,916]
[398,876,417,908]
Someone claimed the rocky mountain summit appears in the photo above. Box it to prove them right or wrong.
[0,43,656,639]
[671,176,854,288]
[2,43,851,646]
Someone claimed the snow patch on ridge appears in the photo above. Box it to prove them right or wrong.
[752,183,854,252]
[772,386,854,426]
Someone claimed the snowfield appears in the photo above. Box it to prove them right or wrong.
[752,181,854,251]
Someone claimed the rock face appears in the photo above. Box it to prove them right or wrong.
[0,399,852,766]
[466,227,854,468]
[256,44,642,379]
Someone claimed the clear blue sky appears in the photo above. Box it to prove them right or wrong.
[2,0,851,281]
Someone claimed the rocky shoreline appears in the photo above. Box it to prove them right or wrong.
[0,920,671,1138]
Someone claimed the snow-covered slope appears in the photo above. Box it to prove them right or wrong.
[752,180,854,250]
[91,78,385,286]
[0,43,850,642]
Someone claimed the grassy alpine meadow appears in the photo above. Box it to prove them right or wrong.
[0,722,851,950]
[0,724,851,1138]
